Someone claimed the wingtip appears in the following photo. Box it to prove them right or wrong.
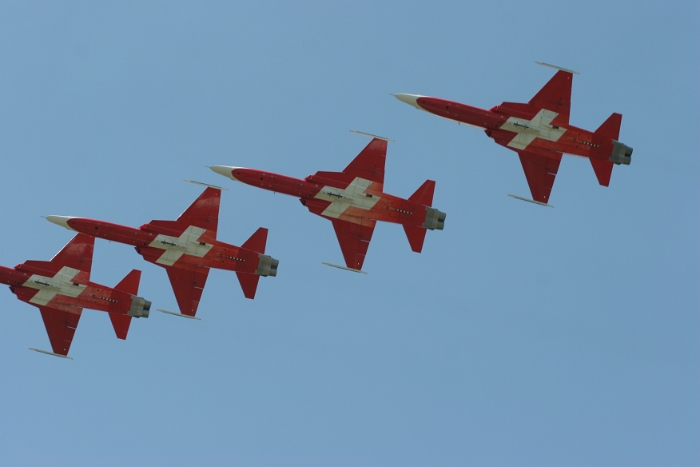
[508,194,554,207]
[321,262,367,274]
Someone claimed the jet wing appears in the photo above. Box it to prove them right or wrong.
[165,265,210,317]
[176,187,220,232]
[22,233,94,278]
[341,138,387,187]
[331,218,376,271]
[528,70,572,125]
[517,150,562,204]
[39,306,82,356]
[148,187,220,237]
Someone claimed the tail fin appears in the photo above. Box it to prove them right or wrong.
[403,180,436,253]
[590,159,614,187]
[403,225,428,253]
[241,227,268,254]
[408,180,435,206]
[236,272,260,300]
[590,113,623,186]
[114,270,141,295]
[109,314,132,340]
[109,270,141,340]
[595,113,622,140]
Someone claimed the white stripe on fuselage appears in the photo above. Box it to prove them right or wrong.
[314,177,381,218]
[500,109,566,150]
[23,267,87,306]
[149,226,214,266]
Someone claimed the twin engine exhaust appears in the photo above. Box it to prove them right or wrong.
[256,254,280,277]
[423,207,447,230]
[610,140,633,165]
[128,296,151,318]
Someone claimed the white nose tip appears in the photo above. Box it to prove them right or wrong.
[45,216,77,231]
[210,165,241,181]
[394,93,425,110]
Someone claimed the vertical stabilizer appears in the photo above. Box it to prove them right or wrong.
[590,113,624,186]
[594,112,622,140]
[403,225,428,253]
[590,159,614,187]
[408,180,435,206]
[241,227,268,254]
[114,269,141,295]
[403,180,437,253]
[109,269,142,340]
[236,272,260,300]
[109,314,132,340]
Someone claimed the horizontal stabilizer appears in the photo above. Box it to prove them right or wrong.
[114,269,141,295]
[109,314,132,340]
[236,272,260,299]
[590,158,614,187]
[241,227,268,254]
[595,113,622,140]
[408,180,435,206]
[403,225,428,253]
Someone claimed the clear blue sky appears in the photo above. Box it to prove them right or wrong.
[1,2,698,466]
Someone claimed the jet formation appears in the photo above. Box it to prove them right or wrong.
[395,62,632,205]
[4,63,631,357]
[46,185,279,318]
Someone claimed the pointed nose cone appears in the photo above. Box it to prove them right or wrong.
[210,165,242,181]
[45,215,77,231]
[394,93,425,110]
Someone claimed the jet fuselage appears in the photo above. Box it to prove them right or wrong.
[0,262,140,316]
[50,217,265,274]
[227,167,433,228]
[406,95,621,161]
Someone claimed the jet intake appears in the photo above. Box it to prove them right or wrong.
[423,207,446,230]
[610,140,633,165]
[128,296,151,318]
[256,254,279,277]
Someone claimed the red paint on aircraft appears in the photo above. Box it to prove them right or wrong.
[211,136,446,271]
[0,234,150,356]
[48,188,278,317]
[396,67,632,204]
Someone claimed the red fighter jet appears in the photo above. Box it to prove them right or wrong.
[395,62,633,206]
[0,233,151,359]
[46,184,279,319]
[210,131,446,273]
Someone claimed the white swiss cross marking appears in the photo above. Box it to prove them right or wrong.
[314,177,381,218]
[23,266,87,306]
[149,225,214,266]
[501,109,567,150]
